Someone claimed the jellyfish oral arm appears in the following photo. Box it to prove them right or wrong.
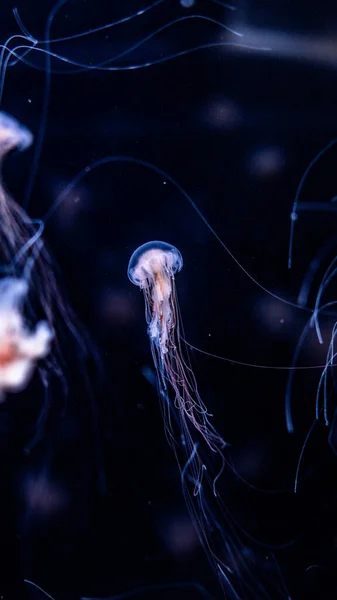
[144,271,174,357]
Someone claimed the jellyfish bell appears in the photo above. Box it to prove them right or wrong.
[0,111,33,159]
[127,240,183,287]
[127,240,223,453]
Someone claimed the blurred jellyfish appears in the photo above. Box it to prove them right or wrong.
[128,241,225,460]
[0,111,33,155]
[0,277,52,399]
[285,238,337,478]
[128,241,289,599]
[0,109,74,379]
[285,141,337,458]
[180,0,196,7]
[0,110,104,495]
[283,151,337,491]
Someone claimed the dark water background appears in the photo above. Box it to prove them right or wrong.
[0,1,337,598]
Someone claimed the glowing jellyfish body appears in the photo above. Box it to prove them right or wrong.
[0,111,33,157]
[128,241,183,357]
[0,110,78,367]
[128,241,263,598]
[0,277,53,397]
[0,111,101,476]
[128,241,225,457]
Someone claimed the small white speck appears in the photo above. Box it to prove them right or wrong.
[163,181,167,185]
[280,319,284,324]
[28,99,32,103]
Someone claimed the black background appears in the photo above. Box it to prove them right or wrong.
[0,1,337,598]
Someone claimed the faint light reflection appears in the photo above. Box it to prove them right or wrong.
[23,474,68,516]
[255,297,293,335]
[204,97,242,130]
[99,286,136,326]
[49,178,91,229]
[219,24,337,67]
[161,514,199,557]
[247,146,285,178]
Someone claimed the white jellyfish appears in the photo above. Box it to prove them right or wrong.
[0,111,33,157]
[128,241,287,599]
[0,277,53,399]
[0,110,82,367]
[128,241,226,458]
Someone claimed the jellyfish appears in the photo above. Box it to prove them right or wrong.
[0,277,53,399]
[0,109,70,371]
[0,112,55,394]
[128,241,226,461]
[0,109,104,497]
[0,111,33,156]
[128,241,289,600]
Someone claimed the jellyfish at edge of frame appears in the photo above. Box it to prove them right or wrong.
[0,277,53,401]
[128,241,289,599]
[0,111,66,362]
[0,110,92,382]
[0,112,104,493]
[0,111,37,257]
[0,111,33,158]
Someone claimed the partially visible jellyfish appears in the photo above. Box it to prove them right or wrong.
[0,110,40,263]
[180,0,196,8]
[0,277,52,399]
[0,110,103,493]
[0,109,66,372]
[285,238,337,491]
[284,140,337,492]
[0,111,33,155]
[128,241,289,599]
